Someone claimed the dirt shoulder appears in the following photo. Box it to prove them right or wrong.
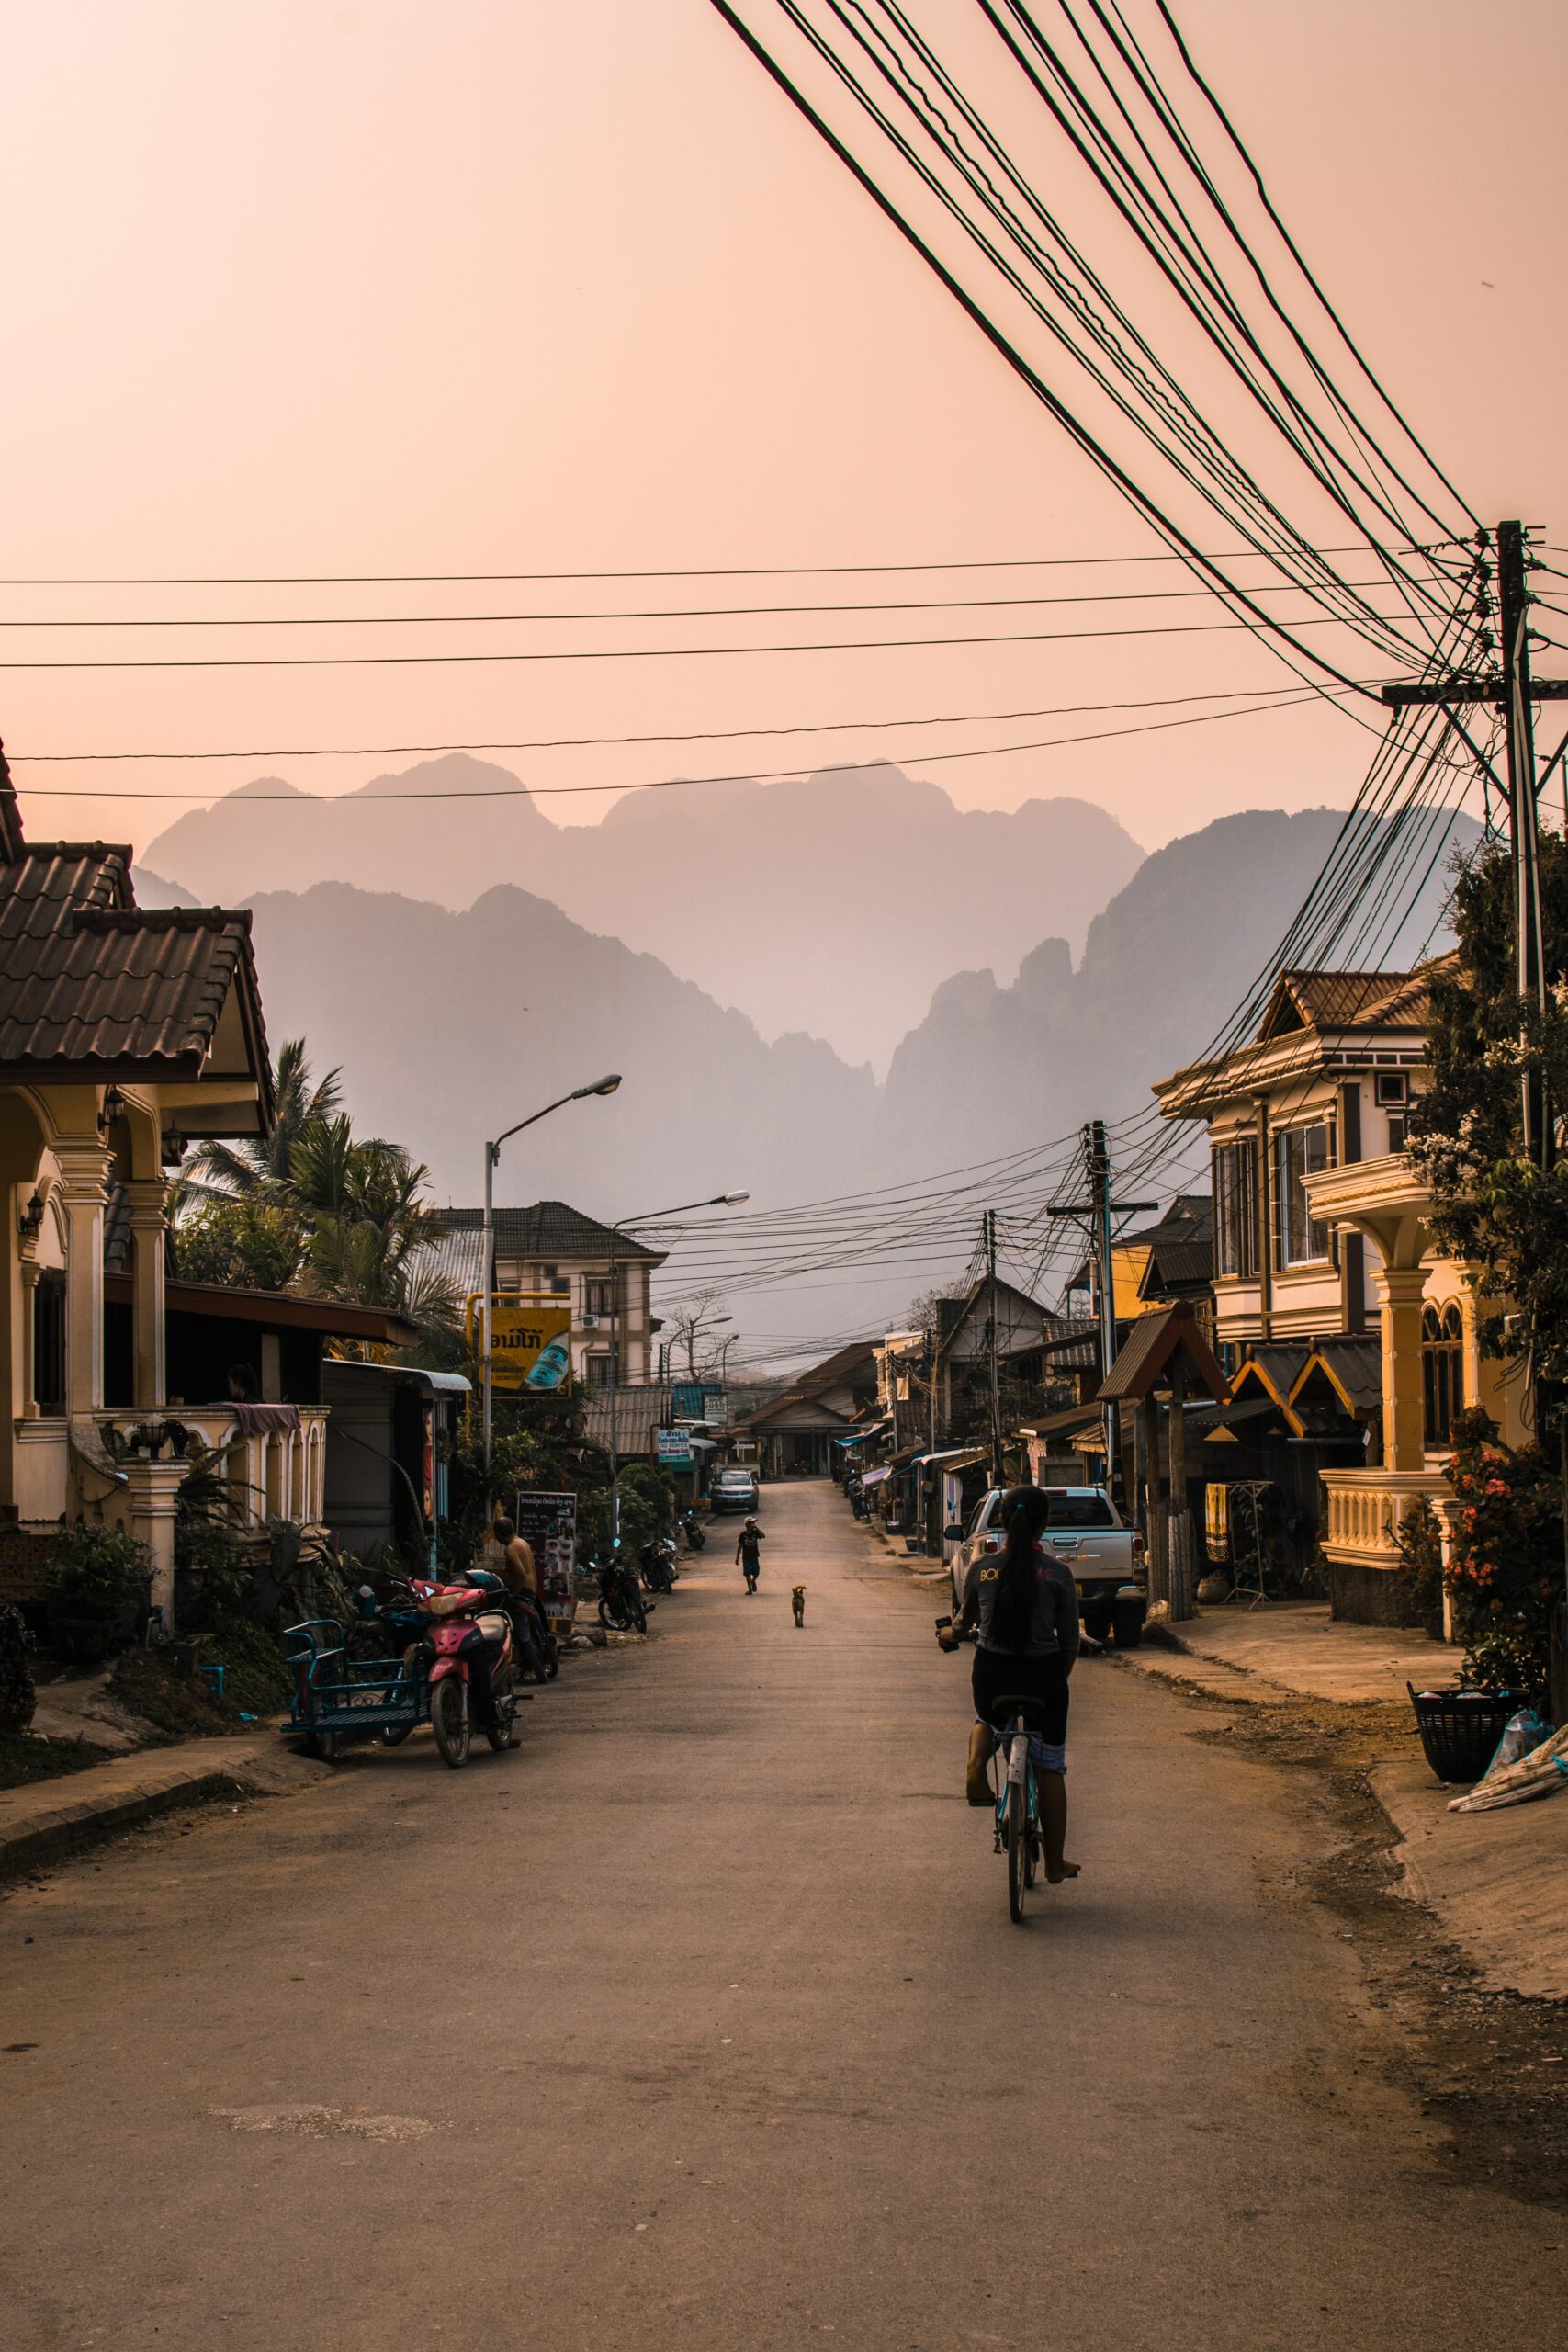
[1116,1650,1568,2211]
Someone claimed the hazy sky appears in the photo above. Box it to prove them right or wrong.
[5,0,1566,858]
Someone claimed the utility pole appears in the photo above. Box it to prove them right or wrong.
[1382,522,1564,1160]
[1045,1124,1155,1505]
[984,1206,1003,1486]
[1382,521,1568,1712]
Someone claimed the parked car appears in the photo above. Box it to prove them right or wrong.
[948,1486,1145,1647]
[710,1467,761,1515]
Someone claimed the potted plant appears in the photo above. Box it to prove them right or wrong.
[42,1524,154,1663]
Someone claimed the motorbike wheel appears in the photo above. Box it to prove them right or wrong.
[598,1597,632,1633]
[430,1678,470,1769]
[485,1672,517,1753]
[628,1590,649,1634]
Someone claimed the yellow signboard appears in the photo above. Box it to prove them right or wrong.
[466,1294,572,1394]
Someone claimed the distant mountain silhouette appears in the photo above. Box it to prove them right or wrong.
[138,754,1144,1069]
[132,803,1474,1357]
[874,805,1480,1167]
[210,879,879,1221]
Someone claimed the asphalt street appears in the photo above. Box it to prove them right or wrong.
[3,1480,1562,2350]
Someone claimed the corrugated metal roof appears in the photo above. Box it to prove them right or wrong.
[1097,1303,1229,1404]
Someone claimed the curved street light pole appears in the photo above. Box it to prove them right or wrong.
[606,1191,749,1546]
[481,1075,621,1474]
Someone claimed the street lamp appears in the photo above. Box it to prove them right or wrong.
[605,1192,749,1544]
[481,1074,621,1469]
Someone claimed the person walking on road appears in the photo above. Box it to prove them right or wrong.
[945,1485,1079,1882]
[736,1517,765,1594]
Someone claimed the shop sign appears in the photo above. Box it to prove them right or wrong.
[513,1489,578,1624]
[657,1427,695,1467]
[466,1294,572,1392]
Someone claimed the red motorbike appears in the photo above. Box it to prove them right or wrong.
[410,1572,520,1769]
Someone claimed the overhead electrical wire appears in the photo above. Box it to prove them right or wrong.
[0,608,1433,673]
[9,685,1360,800]
[0,574,1461,628]
[0,538,1459,587]
[11,676,1376,764]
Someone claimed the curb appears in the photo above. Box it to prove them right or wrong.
[0,1738,325,1883]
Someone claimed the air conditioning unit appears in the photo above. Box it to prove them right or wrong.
[581,1313,599,1329]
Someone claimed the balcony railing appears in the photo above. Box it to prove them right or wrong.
[1320,1467,1454,1570]
[93,1405,330,1532]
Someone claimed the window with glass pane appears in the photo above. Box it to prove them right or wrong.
[1275,1123,1331,1265]
[1213,1139,1258,1278]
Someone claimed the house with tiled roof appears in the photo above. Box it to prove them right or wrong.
[1153,952,1516,1622]
[430,1200,668,1386]
[0,749,277,1618]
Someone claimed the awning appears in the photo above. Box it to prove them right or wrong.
[859,1465,891,1488]
[834,1430,877,1447]
[1025,1401,1105,1441]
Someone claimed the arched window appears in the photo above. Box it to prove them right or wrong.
[1422,1304,1463,1449]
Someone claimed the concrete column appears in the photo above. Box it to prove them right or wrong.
[1372,1265,1428,1473]
[53,1137,112,1418]
[17,1258,39,1420]
[121,1457,188,1629]
[125,1177,169,1411]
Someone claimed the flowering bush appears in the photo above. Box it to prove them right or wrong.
[1444,1408,1558,1699]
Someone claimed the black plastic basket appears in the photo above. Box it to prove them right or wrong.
[1406,1683,1515,1785]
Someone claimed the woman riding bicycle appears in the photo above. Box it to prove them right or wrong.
[949,1485,1080,1883]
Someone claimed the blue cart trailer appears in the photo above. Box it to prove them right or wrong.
[282,1619,428,1761]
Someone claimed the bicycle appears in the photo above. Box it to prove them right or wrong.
[987,1695,1049,1924]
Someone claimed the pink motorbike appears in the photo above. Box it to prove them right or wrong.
[411,1571,520,1769]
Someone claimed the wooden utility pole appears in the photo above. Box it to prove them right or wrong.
[1383,521,1567,1709]
[984,1207,1003,1485]
[1046,1125,1154,1506]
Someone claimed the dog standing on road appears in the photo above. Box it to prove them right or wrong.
[791,1584,807,1628]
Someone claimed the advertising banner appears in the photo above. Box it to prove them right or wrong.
[671,1382,728,1427]
[657,1427,694,1468]
[466,1294,572,1393]
[513,1489,578,1625]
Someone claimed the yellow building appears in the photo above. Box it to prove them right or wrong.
[1155,962,1522,1622]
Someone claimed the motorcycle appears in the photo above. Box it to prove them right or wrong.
[679,1510,706,1554]
[639,1534,679,1595]
[596,1548,649,1634]
[409,1570,521,1768]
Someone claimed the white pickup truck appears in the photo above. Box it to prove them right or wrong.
[947,1486,1146,1648]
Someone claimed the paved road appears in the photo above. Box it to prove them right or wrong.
[4,1483,1562,2349]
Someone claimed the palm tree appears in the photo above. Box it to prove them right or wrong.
[292,1123,459,1356]
[190,1038,343,1198]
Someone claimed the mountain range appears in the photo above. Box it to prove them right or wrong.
[136,799,1475,1357]
[138,756,1145,1070]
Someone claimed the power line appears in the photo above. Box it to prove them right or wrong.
[9,684,1359,800]
[0,538,1459,587]
[12,676,1374,763]
[0,609,1422,673]
[0,575,1450,627]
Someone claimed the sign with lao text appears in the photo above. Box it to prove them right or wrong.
[466,1295,572,1393]
[657,1427,694,1468]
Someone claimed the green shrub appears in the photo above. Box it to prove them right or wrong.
[194,1612,291,1715]
[43,1524,153,1660]
[0,1605,35,1732]
[1445,1408,1558,1702]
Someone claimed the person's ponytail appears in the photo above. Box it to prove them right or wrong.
[990,1485,1051,1651]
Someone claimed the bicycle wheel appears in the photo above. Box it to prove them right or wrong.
[1006,1779,1028,1922]
[1024,1771,1039,1889]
